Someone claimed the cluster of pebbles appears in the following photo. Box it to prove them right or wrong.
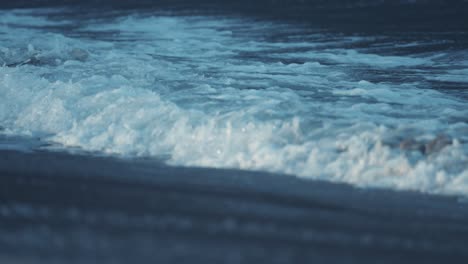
[399,134,453,155]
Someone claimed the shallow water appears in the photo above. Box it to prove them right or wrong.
[0,8,467,196]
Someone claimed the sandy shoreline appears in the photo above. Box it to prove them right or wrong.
[1,149,467,263]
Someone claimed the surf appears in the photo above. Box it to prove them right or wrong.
[0,9,467,196]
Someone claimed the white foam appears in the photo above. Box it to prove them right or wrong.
[0,9,71,27]
[425,68,468,83]
[271,49,429,68]
[1,10,467,196]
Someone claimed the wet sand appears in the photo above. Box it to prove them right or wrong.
[1,149,468,263]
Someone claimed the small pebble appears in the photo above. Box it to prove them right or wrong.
[69,48,89,61]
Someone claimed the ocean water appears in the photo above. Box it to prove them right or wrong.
[1,8,467,196]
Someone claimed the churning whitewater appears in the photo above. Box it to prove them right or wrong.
[1,9,467,196]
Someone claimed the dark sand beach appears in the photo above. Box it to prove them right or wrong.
[1,148,468,263]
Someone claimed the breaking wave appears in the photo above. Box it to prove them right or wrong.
[1,9,467,196]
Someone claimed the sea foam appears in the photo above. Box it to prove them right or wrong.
[1,10,467,196]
